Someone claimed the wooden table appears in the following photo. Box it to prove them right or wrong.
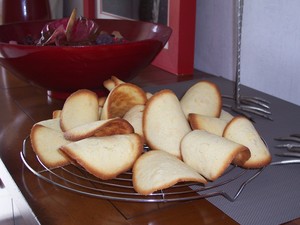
[0,65,298,225]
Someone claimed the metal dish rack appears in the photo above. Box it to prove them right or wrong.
[20,136,265,202]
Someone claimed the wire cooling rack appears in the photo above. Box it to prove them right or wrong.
[20,136,265,202]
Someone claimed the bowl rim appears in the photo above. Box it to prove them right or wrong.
[0,18,172,48]
[0,38,163,49]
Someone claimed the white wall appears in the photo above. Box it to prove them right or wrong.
[194,0,236,81]
[49,0,63,19]
[194,0,300,106]
[62,0,83,17]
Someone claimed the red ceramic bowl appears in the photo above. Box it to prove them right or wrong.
[0,19,171,99]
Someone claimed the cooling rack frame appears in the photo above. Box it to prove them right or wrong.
[20,136,265,202]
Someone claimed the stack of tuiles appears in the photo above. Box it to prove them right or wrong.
[30,76,272,196]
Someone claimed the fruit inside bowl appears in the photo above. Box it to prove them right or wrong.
[0,10,172,99]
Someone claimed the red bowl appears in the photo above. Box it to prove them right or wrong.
[0,19,171,99]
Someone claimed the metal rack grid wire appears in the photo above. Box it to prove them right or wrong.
[20,136,265,202]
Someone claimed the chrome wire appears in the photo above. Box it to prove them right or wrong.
[235,0,244,106]
[232,0,272,120]
[20,136,267,202]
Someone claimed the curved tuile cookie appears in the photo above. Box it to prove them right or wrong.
[143,89,191,159]
[60,134,144,180]
[36,118,62,131]
[103,75,125,91]
[103,78,116,91]
[146,92,153,100]
[123,104,145,142]
[223,116,272,168]
[98,96,107,107]
[100,83,147,120]
[60,89,99,132]
[110,75,125,86]
[188,113,228,136]
[181,130,250,181]
[30,124,71,168]
[180,80,222,118]
[64,118,134,141]
[132,150,207,195]
[52,110,62,119]
[219,109,234,122]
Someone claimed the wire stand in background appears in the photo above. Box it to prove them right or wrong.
[223,0,273,121]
